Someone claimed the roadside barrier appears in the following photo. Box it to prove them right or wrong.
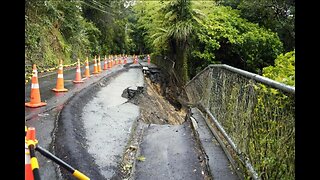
[84,57,91,78]
[25,62,78,84]
[25,64,47,108]
[103,55,108,70]
[111,55,114,68]
[92,56,99,74]
[73,59,84,83]
[52,60,68,92]
[97,55,102,72]
[25,126,90,180]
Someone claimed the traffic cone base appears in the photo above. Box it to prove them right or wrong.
[25,101,47,108]
[52,88,68,92]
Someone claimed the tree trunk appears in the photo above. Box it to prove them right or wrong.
[175,44,189,85]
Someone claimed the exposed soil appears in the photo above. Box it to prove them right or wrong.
[126,72,187,125]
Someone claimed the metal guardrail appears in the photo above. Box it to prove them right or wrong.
[186,64,295,94]
[185,64,295,179]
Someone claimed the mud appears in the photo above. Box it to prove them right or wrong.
[127,76,186,125]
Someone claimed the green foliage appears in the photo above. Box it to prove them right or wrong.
[133,1,284,80]
[191,5,283,76]
[133,1,167,54]
[26,0,137,71]
[262,50,295,86]
[249,83,295,179]
[82,0,134,55]
[25,0,106,71]
[219,0,295,51]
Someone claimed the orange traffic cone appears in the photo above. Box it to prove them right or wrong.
[52,60,68,92]
[108,56,112,69]
[73,59,84,83]
[92,56,99,74]
[124,56,127,64]
[98,55,102,72]
[25,142,34,180]
[119,56,122,64]
[103,55,108,70]
[84,57,90,78]
[147,54,150,64]
[25,64,47,108]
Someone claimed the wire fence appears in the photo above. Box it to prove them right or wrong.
[185,64,295,179]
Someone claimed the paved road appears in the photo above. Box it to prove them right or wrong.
[25,56,240,180]
[134,123,207,180]
[25,57,135,179]
[55,67,144,179]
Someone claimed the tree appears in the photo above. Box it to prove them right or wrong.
[191,5,283,76]
[150,0,204,84]
[219,0,295,51]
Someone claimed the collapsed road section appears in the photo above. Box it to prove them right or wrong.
[53,61,239,180]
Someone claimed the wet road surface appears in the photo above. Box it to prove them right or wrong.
[82,68,143,178]
[134,123,206,180]
[25,57,134,179]
[54,67,145,179]
[25,57,240,180]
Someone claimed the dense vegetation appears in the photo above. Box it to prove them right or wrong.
[25,0,295,83]
[263,50,295,86]
[25,0,133,71]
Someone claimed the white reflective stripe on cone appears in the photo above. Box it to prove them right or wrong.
[31,83,39,89]
[25,143,31,164]
[76,68,80,72]
[58,74,63,78]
